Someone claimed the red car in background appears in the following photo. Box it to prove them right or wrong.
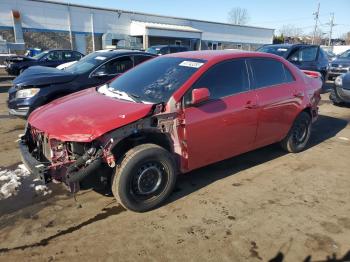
[19,51,322,212]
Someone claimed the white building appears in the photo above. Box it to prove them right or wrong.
[0,0,274,54]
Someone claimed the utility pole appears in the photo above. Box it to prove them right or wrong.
[328,12,335,46]
[312,2,320,44]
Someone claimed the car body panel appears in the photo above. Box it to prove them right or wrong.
[21,50,322,190]
[28,88,154,142]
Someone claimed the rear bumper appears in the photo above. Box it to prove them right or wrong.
[18,140,51,183]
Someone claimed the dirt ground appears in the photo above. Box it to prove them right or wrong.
[0,81,349,262]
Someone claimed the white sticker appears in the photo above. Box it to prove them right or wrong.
[95,56,107,61]
[277,48,288,51]
[179,61,204,68]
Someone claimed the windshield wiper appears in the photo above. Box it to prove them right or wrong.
[108,88,143,103]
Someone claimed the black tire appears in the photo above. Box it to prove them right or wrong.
[280,112,312,153]
[329,88,344,106]
[111,144,177,212]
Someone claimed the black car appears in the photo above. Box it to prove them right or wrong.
[257,44,329,81]
[5,49,84,76]
[329,72,350,105]
[327,49,350,81]
[7,50,156,118]
[146,45,189,55]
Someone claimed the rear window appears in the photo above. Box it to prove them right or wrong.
[250,58,293,88]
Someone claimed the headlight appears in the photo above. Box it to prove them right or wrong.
[16,88,40,99]
[335,76,343,86]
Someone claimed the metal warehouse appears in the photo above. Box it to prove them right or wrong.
[0,0,274,54]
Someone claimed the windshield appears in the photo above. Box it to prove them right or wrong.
[64,52,110,74]
[146,47,162,55]
[106,57,206,103]
[257,46,291,58]
[339,50,350,59]
[33,51,49,60]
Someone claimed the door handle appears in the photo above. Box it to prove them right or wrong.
[245,100,258,109]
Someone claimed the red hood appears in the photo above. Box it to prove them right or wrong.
[29,88,153,142]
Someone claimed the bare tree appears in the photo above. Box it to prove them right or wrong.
[228,7,250,25]
[279,24,303,38]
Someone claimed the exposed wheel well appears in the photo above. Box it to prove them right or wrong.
[111,132,174,162]
[302,107,312,118]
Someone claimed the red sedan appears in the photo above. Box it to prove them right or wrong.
[19,51,322,212]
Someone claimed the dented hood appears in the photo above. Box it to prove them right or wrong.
[28,88,154,142]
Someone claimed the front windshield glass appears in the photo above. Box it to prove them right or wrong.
[33,51,49,60]
[257,46,290,58]
[146,47,161,55]
[64,52,110,74]
[106,57,206,104]
[339,50,350,59]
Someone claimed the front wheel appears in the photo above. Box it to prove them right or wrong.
[280,112,312,153]
[111,144,177,212]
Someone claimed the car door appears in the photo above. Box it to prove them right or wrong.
[90,56,134,85]
[181,59,259,171]
[62,51,75,63]
[249,58,302,148]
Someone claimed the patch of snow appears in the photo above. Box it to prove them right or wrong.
[0,165,52,200]
[0,166,30,200]
[35,185,52,196]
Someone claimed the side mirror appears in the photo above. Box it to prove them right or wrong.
[192,88,210,105]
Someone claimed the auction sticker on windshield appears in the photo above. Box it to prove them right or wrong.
[179,61,204,68]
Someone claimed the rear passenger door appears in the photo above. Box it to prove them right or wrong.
[182,59,259,171]
[249,58,302,147]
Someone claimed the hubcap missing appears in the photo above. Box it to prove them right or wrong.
[136,164,162,195]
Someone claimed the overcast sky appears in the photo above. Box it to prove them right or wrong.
[63,0,349,37]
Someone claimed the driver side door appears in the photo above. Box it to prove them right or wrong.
[181,59,259,171]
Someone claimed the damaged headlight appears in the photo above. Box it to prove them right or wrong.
[49,139,67,161]
[16,88,40,99]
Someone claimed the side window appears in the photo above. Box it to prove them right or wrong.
[283,65,295,83]
[133,55,153,66]
[170,47,178,53]
[250,58,287,88]
[289,46,318,62]
[160,47,170,55]
[72,52,83,60]
[62,51,73,61]
[46,51,61,61]
[187,59,249,102]
[99,56,133,75]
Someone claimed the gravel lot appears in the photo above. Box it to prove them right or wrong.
[0,80,349,262]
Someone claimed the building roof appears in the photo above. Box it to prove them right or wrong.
[131,21,202,33]
[29,0,274,31]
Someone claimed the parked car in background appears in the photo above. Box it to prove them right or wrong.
[4,49,84,76]
[7,50,156,118]
[146,45,189,55]
[329,72,350,105]
[257,44,329,82]
[327,49,350,81]
[323,49,337,61]
[19,51,321,212]
[24,48,42,57]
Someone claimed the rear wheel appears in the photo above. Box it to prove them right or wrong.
[280,112,312,153]
[329,88,344,106]
[111,144,177,212]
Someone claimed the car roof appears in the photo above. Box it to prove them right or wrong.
[167,50,282,61]
[92,49,155,57]
[262,44,318,48]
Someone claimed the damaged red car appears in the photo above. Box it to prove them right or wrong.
[19,51,322,212]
